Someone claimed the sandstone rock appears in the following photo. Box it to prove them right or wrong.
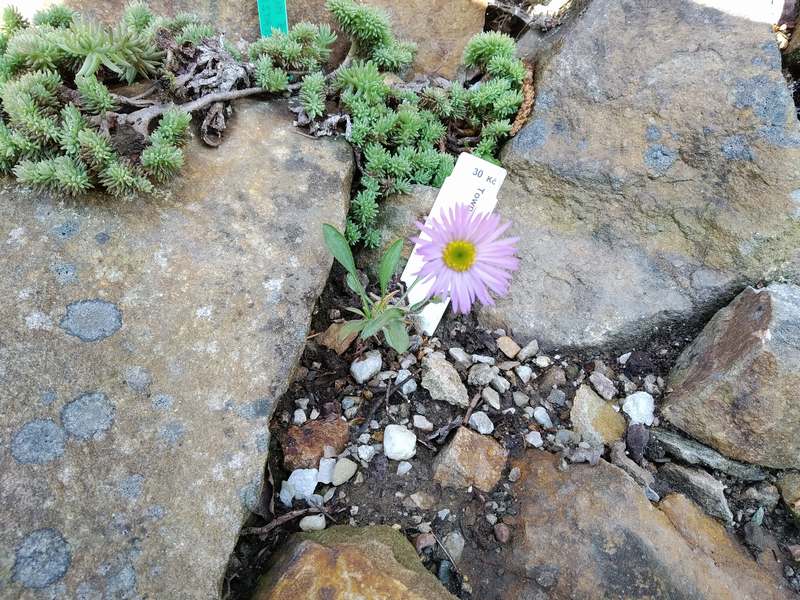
[0,100,353,599]
[658,463,733,523]
[663,284,800,469]
[286,2,350,68]
[649,428,767,481]
[421,354,468,408]
[778,472,800,520]
[60,0,260,40]
[363,1,488,79]
[285,0,488,79]
[481,0,800,349]
[497,452,791,599]
[432,427,507,492]
[496,336,521,359]
[283,418,351,470]
[254,526,456,599]
[570,385,625,446]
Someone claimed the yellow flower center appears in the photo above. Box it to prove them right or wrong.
[442,240,477,272]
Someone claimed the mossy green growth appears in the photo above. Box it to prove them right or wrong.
[0,3,190,196]
[322,0,524,247]
[325,0,415,72]
[248,21,337,73]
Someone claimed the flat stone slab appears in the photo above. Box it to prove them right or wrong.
[0,100,353,598]
[481,0,800,349]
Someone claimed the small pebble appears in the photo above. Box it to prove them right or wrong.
[357,445,376,462]
[534,355,552,368]
[448,347,473,367]
[472,354,496,365]
[350,350,382,384]
[513,391,529,407]
[496,336,521,359]
[400,354,417,369]
[645,486,660,502]
[332,458,357,486]
[384,424,417,460]
[622,392,655,426]
[412,414,434,432]
[517,339,539,361]
[468,411,494,434]
[589,371,617,400]
[397,461,413,476]
[415,533,437,553]
[525,430,544,448]
[442,531,465,562]
[482,387,501,410]
[396,369,417,396]
[292,409,307,425]
[298,514,326,531]
[515,365,533,384]
[317,457,336,484]
[490,375,511,394]
[468,363,496,386]
[286,468,318,501]
[486,514,498,525]
[493,523,511,544]
[508,466,521,482]
[533,406,553,429]
[547,388,566,406]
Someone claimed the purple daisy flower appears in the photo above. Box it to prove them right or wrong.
[411,203,520,314]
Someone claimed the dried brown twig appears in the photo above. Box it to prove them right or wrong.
[510,61,535,136]
[241,508,318,536]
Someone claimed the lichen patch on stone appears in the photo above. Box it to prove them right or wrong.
[60,300,122,342]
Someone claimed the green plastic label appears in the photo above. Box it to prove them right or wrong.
[257,0,288,36]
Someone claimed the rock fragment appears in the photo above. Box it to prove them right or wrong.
[298,514,327,531]
[658,463,733,523]
[421,355,469,408]
[496,336,521,359]
[283,418,350,470]
[383,424,417,460]
[432,427,508,491]
[570,385,625,446]
[589,371,617,400]
[622,391,655,426]
[649,429,766,481]
[331,458,358,486]
[350,351,383,384]
[468,411,494,435]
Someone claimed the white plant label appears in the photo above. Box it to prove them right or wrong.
[401,153,507,335]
